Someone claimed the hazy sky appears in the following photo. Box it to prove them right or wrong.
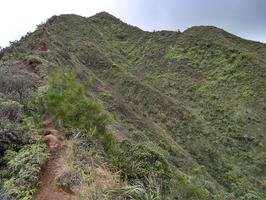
[1,0,265,47]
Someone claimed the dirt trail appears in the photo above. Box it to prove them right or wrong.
[34,115,77,200]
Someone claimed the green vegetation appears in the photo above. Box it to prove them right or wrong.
[40,68,108,134]
[40,69,176,198]
[0,12,265,199]
[0,63,48,199]
[1,143,48,200]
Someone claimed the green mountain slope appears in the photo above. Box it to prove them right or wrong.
[0,12,265,199]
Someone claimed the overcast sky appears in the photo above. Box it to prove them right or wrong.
[1,0,265,47]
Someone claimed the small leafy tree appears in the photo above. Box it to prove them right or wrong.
[41,68,108,135]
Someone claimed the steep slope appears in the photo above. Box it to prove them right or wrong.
[0,12,265,199]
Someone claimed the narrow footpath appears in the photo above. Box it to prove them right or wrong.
[34,115,77,200]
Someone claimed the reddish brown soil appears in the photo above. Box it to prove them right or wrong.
[35,42,48,51]
[34,116,77,200]
[28,41,48,51]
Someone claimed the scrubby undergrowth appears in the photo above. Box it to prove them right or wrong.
[0,12,265,199]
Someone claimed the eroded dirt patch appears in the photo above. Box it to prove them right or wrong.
[34,116,77,200]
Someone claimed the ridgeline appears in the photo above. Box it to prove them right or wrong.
[0,12,265,199]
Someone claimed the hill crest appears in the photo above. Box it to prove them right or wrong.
[0,12,265,200]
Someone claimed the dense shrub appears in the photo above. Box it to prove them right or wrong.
[0,120,30,157]
[0,100,22,122]
[40,68,108,135]
[114,141,172,190]
[0,73,46,200]
[0,69,36,102]
[1,143,48,200]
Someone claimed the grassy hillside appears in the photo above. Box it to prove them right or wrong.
[0,12,265,199]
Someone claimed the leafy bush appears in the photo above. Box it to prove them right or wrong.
[0,69,36,102]
[1,143,48,200]
[0,120,31,157]
[0,100,22,122]
[40,68,108,135]
[240,191,262,200]
[112,141,173,192]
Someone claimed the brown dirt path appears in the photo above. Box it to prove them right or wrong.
[34,116,77,200]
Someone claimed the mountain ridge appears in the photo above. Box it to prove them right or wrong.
[0,12,265,200]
